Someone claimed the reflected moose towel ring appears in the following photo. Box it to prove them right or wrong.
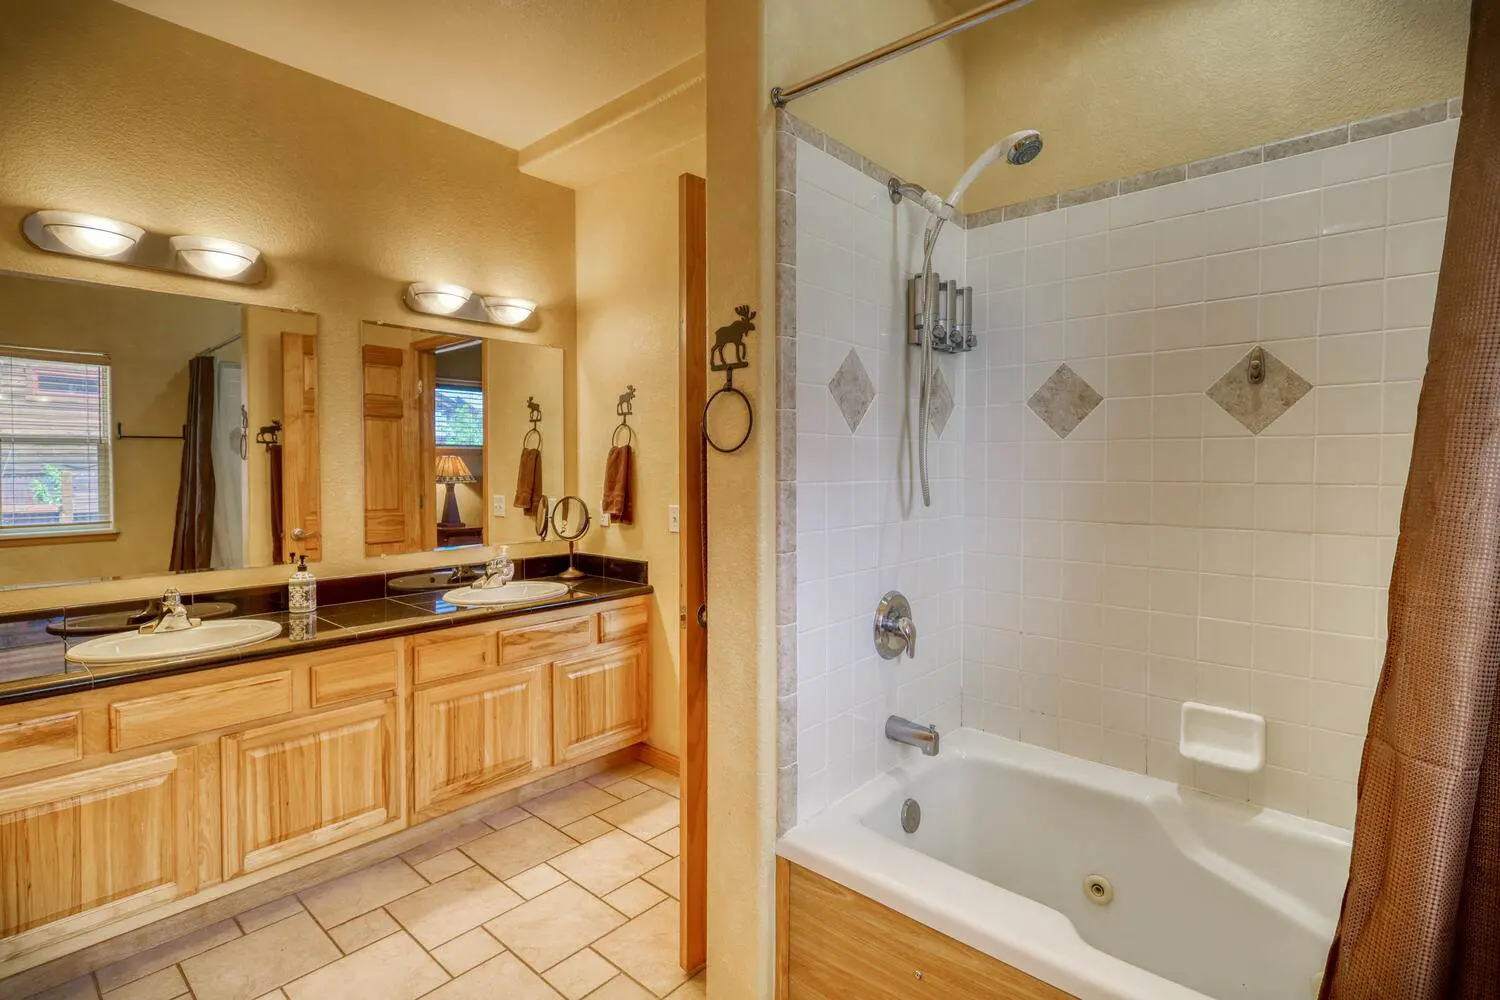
[523,396,543,449]
[703,305,755,454]
[613,384,636,447]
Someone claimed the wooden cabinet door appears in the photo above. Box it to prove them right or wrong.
[0,749,197,961]
[553,644,648,764]
[413,665,550,816]
[221,699,399,878]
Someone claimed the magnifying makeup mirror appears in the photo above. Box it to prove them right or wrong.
[550,495,590,580]
[535,495,551,541]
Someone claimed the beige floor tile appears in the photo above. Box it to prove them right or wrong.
[386,866,523,949]
[328,908,401,954]
[181,912,339,1000]
[507,863,568,899]
[96,920,243,992]
[641,859,679,901]
[400,821,493,866]
[484,883,626,973]
[463,817,577,880]
[596,790,678,842]
[601,778,648,800]
[25,975,100,1000]
[584,763,650,789]
[413,848,476,884]
[429,927,504,976]
[646,828,679,857]
[481,806,529,830]
[421,953,560,1000]
[601,880,666,918]
[522,783,620,828]
[560,816,614,843]
[100,967,186,1000]
[594,902,687,998]
[234,896,304,934]
[635,770,679,797]
[665,972,706,999]
[583,976,654,1000]
[542,949,617,1000]
[550,831,670,897]
[282,932,447,1000]
[298,858,426,929]
[251,991,287,1000]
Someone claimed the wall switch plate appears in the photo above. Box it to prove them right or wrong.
[599,501,612,527]
[492,496,506,517]
[669,505,680,533]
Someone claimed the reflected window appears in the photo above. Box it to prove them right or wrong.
[0,349,113,538]
[434,382,483,448]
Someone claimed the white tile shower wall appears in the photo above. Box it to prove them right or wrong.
[793,139,967,822]
[960,118,1458,828]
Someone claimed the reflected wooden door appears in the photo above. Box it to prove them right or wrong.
[280,331,321,561]
[362,343,420,555]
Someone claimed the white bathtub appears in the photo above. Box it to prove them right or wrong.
[777,728,1352,1000]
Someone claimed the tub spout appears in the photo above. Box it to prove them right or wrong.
[886,715,940,756]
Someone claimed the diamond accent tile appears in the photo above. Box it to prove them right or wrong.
[928,366,955,437]
[828,349,874,432]
[1206,346,1313,434]
[1027,364,1102,438]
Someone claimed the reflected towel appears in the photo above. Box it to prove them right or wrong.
[513,447,542,516]
[603,444,634,525]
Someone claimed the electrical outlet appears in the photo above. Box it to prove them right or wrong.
[669,505,680,533]
[492,495,506,517]
[599,502,612,527]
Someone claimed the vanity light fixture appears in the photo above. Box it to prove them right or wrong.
[21,210,266,285]
[403,282,538,329]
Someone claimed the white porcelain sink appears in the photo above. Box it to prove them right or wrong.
[65,619,284,665]
[441,581,570,608]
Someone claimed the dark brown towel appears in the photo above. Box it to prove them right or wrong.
[603,444,633,525]
[513,447,542,516]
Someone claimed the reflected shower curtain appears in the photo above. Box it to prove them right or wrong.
[168,356,216,572]
[1321,2,1500,996]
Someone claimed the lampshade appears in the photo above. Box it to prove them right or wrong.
[36,212,143,258]
[406,282,473,316]
[170,235,262,279]
[482,296,537,327]
[435,454,476,483]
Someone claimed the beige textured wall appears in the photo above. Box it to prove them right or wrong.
[960,0,1471,210]
[0,0,576,612]
[766,0,967,195]
[484,338,566,546]
[574,138,707,757]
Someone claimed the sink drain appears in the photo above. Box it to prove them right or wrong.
[1083,874,1114,905]
[900,798,921,834]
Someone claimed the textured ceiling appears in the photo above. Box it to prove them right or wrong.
[111,0,705,151]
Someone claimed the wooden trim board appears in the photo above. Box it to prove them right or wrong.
[634,743,679,775]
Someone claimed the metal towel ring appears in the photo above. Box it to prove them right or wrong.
[523,427,542,450]
[611,422,635,448]
[702,383,753,454]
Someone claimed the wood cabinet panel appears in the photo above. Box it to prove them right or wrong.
[553,645,648,764]
[781,863,1075,1000]
[0,712,82,778]
[413,665,550,815]
[310,647,399,707]
[498,614,594,666]
[221,699,399,878]
[0,750,196,955]
[598,603,649,644]
[110,673,293,752]
[412,630,496,687]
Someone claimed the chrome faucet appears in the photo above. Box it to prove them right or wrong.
[138,588,200,634]
[886,715,940,756]
[874,591,917,660]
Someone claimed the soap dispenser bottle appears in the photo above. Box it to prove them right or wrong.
[288,553,318,613]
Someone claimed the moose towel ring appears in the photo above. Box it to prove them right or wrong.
[703,305,755,454]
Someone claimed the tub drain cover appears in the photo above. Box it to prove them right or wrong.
[1083,874,1114,905]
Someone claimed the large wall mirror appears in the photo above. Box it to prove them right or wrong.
[359,321,564,556]
[0,271,321,588]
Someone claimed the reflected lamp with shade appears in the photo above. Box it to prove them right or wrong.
[435,454,478,527]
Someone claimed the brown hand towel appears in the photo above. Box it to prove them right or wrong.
[513,447,542,515]
[603,444,634,525]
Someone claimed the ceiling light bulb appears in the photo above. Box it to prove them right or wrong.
[407,282,473,316]
[36,213,143,258]
[482,296,537,326]
[170,235,261,279]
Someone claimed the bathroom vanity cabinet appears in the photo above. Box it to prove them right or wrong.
[0,595,650,972]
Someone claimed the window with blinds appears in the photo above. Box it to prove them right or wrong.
[0,348,114,539]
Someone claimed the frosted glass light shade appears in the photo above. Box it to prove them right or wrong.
[38,212,142,257]
[406,282,473,316]
[170,235,261,278]
[482,296,537,327]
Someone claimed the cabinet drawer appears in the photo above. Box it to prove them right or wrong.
[498,614,594,665]
[110,672,294,751]
[412,631,496,686]
[599,604,649,644]
[311,647,399,706]
[0,712,82,779]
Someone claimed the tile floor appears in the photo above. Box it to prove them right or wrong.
[27,764,704,1000]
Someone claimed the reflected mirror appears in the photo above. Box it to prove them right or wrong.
[359,321,564,555]
[0,271,320,589]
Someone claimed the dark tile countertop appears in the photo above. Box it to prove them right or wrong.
[0,574,651,706]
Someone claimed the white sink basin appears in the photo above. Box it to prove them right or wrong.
[65,619,284,665]
[441,581,570,608]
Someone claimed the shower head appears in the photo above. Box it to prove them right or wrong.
[1005,129,1044,165]
[946,127,1045,206]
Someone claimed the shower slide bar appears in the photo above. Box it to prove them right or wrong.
[770,0,1034,108]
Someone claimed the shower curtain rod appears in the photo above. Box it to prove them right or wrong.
[770,0,1031,108]
[197,333,242,357]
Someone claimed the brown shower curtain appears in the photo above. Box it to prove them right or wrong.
[1321,3,1500,997]
[168,356,217,572]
